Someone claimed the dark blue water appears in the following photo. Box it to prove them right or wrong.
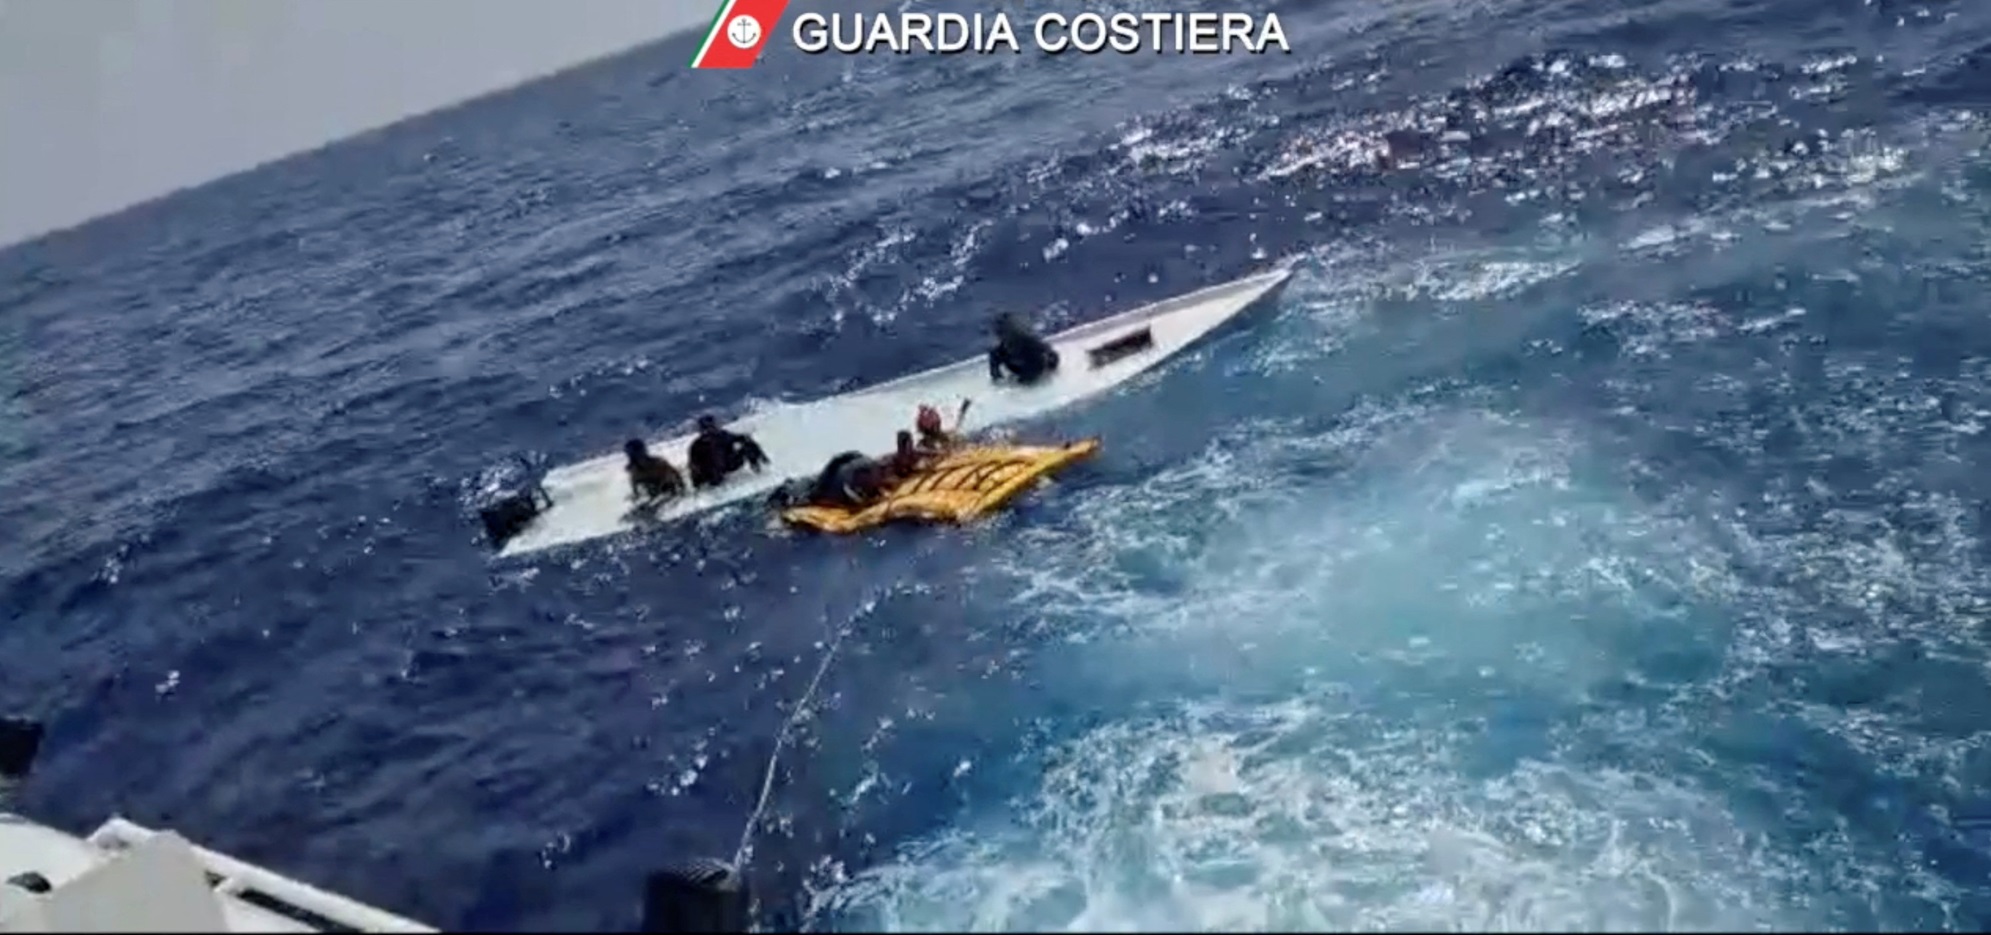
[8,0,1991,929]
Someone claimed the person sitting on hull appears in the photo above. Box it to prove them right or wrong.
[988,312,1060,385]
[686,414,769,489]
[625,439,686,502]
[915,403,963,453]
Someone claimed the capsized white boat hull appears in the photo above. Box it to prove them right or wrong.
[497,261,1297,557]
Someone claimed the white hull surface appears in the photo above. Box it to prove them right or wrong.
[0,814,430,933]
[499,262,1296,557]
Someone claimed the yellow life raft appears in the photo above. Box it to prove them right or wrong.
[780,438,1102,534]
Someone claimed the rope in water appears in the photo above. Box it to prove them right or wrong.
[732,584,862,871]
[729,398,970,871]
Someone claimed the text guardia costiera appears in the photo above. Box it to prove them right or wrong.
[792,12,1292,56]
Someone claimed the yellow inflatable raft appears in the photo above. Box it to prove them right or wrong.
[781,438,1102,534]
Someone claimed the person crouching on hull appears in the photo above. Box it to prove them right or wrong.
[988,312,1060,385]
[625,439,687,503]
[686,414,769,489]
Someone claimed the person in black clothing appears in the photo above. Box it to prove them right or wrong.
[685,414,769,489]
[811,451,888,509]
[764,450,889,512]
[625,439,686,502]
[988,312,1060,385]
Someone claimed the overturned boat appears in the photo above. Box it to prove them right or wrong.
[487,261,1296,557]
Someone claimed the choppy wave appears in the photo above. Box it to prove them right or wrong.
[806,97,1991,927]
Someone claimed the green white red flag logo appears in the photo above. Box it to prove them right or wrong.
[691,0,791,69]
